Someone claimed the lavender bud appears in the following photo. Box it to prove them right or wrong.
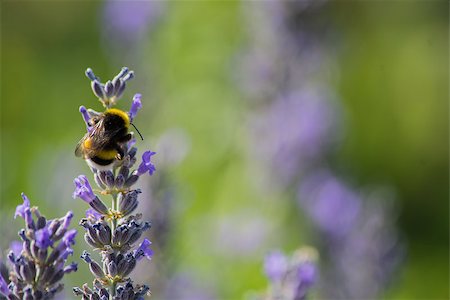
[48,269,64,286]
[36,216,46,230]
[63,262,78,274]
[115,174,125,188]
[124,175,139,188]
[40,265,55,283]
[85,234,102,249]
[119,190,141,216]
[117,67,129,79]
[89,261,105,279]
[104,80,114,98]
[116,81,127,99]
[94,173,106,190]
[107,261,117,277]
[112,77,122,96]
[122,71,134,82]
[104,171,115,188]
[128,147,137,160]
[119,165,130,180]
[85,68,98,81]
[120,255,136,277]
[19,264,33,283]
[93,223,111,246]
[37,248,47,263]
[24,208,34,230]
[91,80,105,99]
[48,220,61,236]
[89,197,109,215]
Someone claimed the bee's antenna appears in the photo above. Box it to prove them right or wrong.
[131,123,144,141]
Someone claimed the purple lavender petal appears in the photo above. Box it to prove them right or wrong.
[63,262,78,274]
[79,106,92,132]
[61,211,74,231]
[35,227,53,249]
[135,238,153,261]
[14,193,30,219]
[85,208,102,221]
[73,175,96,203]
[137,151,156,176]
[62,229,77,247]
[129,93,142,122]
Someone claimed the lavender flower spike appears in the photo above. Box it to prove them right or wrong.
[74,67,153,299]
[73,175,96,203]
[2,195,78,299]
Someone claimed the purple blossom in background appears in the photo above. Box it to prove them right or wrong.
[298,171,402,298]
[248,88,340,185]
[0,196,77,299]
[241,1,403,299]
[102,0,164,55]
[263,248,318,300]
[298,170,361,238]
[264,251,288,282]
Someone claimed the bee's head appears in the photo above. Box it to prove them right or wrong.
[104,108,130,130]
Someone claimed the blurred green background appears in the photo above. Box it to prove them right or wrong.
[1,1,448,299]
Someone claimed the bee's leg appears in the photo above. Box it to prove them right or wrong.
[115,145,126,160]
[115,134,133,160]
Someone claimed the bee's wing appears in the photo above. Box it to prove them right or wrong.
[74,119,107,158]
[74,135,87,157]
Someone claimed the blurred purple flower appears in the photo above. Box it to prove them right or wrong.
[263,248,318,300]
[102,0,163,48]
[264,251,287,282]
[242,1,403,299]
[248,88,340,185]
[298,170,361,238]
[298,170,402,298]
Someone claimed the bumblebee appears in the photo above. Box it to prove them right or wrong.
[75,108,138,170]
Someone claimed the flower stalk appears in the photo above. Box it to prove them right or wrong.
[73,67,155,300]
